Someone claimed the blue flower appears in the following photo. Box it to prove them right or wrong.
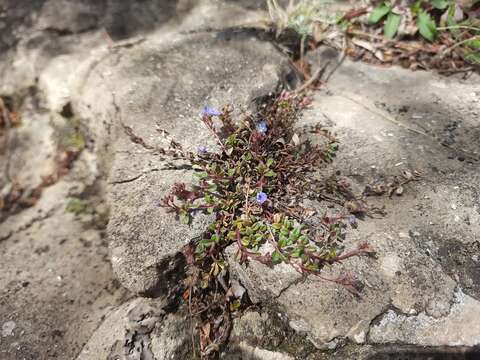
[348,215,357,227]
[256,191,267,204]
[202,106,222,117]
[197,145,208,154]
[256,121,268,134]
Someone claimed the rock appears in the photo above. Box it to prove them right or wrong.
[2,0,290,299]
[369,289,480,346]
[0,1,288,357]
[225,342,294,360]
[230,311,269,342]
[71,31,291,295]
[3,0,480,357]
[0,0,291,298]
[226,245,302,304]
[150,313,191,360]
[36,0,106,34]
[77,297,190,360]
[1,321,16,337]
[227,55,480,349]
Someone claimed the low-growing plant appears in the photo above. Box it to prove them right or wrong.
[66,197,94,215]
[127,96,378,284]
[368,0,479,46]
[267,0,338,38]
[124,91,376,357]
[151,93,374,289]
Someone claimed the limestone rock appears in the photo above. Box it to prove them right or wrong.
[71,31,291,295]
[369,289,480,346]
[77,297,191,360]
[227,55,480,349]
[225,342,295,360]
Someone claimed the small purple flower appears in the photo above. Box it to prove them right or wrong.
[197,145,208,154]
[348,215,357,227]
[256,191,267,204]
[256,121,268,134]
[202,106,222,117]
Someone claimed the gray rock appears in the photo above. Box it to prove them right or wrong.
[1,321,16,337]
[150,312,191,360]
[230,311,269,342]
[224,342,294,360]
[369,289,480,346]
[77,297,190,360]
[226,244,302,304]
[72,31,291,295]
[227,56,480,348]
[3,0,480,356]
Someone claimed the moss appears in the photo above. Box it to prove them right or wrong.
[55,117,87,152]
[66,197,94,215]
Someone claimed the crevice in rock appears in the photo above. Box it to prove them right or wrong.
[273,275,306,300]
[181,25,305,61]
[364,302,400,345]
[140,252,187,300]
[366,345,480,360]
[40,25,99,38]
[107,168,160,185]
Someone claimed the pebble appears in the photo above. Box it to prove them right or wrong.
[1,321,16,337]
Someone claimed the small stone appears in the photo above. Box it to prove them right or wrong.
[464,277,474,288]
[2,321,16,337]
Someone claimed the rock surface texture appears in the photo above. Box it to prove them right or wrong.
[1,0,480,359]
[230,52,480,350]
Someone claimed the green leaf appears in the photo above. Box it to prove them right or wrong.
[411,0,422,16]
[297,235,309,245]
[417,10,437,42]
[66,198,94,215]
[180,213,190,224]
[291,227,301,239]
[431,0,449,9]
[272,223,281,231]
[265,170,277,177]
[266,158,274,167]
[280,228,289,236]
[290,247,303,258]
[465,39,480,49]
[466,52,480,65]
[271,251,283,264]
[384,12,401,38]
[194,171,208,179]
[368,3,391,24]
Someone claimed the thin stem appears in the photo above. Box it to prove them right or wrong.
[201,116,228,153]
[437,25,480,32]
[442,35,480,55]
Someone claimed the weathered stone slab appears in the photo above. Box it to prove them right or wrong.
[76,297,191,360]
[72,30,291,295]
[369,289,480,346]
[228,55,480,348]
